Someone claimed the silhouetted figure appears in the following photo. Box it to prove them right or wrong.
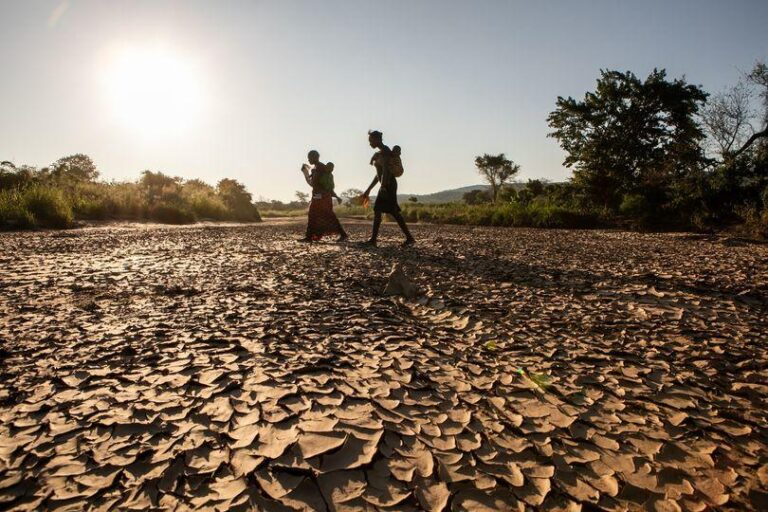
[299,150,348,242]
[361,131,415,247]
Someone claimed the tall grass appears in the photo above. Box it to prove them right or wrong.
[260,205,372,218]
[0,186,73,229]
[259,201,602,229]
[0,179,261,230]
[401,202,602,229]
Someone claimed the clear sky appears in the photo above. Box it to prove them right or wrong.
[1,1,766,200]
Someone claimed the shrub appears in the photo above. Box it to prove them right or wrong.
[619,194,659,228]
[0,189,34,229]
[400,202,600,229]
[148,204,196,224]
[22,186,74,228]
[74,196,113,220]
[188,194,229,220]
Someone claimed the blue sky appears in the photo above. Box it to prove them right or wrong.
[1,0,766,200]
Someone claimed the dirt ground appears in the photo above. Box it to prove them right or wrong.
[0,220,766,511]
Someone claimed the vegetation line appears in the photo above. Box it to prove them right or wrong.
[0,155,261,230]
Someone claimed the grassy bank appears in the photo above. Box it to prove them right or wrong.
[0,186,74,229]
[1,158,261,230]
[261,202,604,229]
[0,182,261,230]
[260,206,370,219]
[401,202,603,229]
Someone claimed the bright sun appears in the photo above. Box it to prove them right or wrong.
[102,44,204,139]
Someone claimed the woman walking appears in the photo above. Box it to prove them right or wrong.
[299,150,348,242]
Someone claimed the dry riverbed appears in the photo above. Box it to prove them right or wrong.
[0,220,766,511]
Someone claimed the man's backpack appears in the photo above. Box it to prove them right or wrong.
[388,146,404,178]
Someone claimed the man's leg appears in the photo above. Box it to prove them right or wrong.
[392,211,415,243]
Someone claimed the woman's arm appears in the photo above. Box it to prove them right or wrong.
[301,165,313,187]
[363,175,379,197]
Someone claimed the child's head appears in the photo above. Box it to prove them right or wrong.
[326,162,334,172]
[392,145,401,156]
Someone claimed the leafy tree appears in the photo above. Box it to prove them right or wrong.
[408,196,418,203]
[525,179,547,197]
[339,188,364,206]
[474,154,520,202]
[498,185,518,203]
[217,178,259,221]
[181,179,227,220]
[295,191,309,205]
[140,171,181,204]
[51,154,99,182]
[1,161,20,189]
[463,188,492,205]
[548,69,708,210]
[183,179,216,194]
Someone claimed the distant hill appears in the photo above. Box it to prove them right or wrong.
[397,183,544,204]
[396,185,489,204]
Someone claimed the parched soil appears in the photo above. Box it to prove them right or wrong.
[0,220,766,511]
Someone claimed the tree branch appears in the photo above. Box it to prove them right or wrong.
[731,124,768,158]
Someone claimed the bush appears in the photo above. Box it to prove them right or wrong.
[74,196,113,220]
[619,194,660,228]
[148,204,196,224]
[22,186,74,228]
[400,202,600,229]
[0,189,34,229]
[0,186,74,229]
[188,194,229,220]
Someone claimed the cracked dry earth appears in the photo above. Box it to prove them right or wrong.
[0,221,767,512]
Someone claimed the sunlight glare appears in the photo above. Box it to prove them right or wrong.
[102,44,204,140]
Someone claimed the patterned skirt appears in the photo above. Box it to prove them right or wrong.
[306,193,345,240]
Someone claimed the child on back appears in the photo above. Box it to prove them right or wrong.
[325,162,342,204]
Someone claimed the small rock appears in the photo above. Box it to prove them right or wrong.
[383,263,419,298]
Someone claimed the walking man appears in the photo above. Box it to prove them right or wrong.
[361,130,415,247]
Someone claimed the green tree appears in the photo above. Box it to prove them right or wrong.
[340,188,364,206]
[547,69,708,210]
[140,171,181,204]
[217,178,259,221]
[51,154,99,182]
[474,154,520,202]
[498,185,518,203]
[463,188,492,205]
[183,179,216,194]
[525,179,547,197]
[295,191,309,205]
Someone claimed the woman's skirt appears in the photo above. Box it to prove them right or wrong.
[306,193,344,240]
[374,182,400,214]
